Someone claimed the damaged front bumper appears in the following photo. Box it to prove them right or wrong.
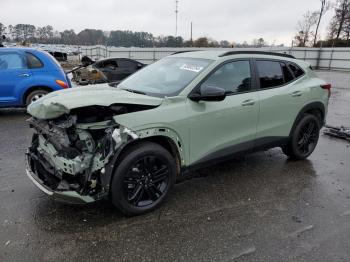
[26,150,96,204]
[25,114,140,205]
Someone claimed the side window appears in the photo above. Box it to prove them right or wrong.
[256,60,284,89]
[0,52,27,70]
[280,62,294,84]
[201,60,251,94]
[102,60,118,69]
[288,63,304,78]
[26,52,43,69]
[118,59,137,69]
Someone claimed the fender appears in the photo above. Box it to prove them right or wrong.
[102,126,185,192]
[289,101,325,137]
[136,127,185,165]
[17,74,63,103]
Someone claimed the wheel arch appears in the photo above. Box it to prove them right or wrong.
[119,136,182,171]
[106,129,185,189]
[289,101,325,137]
[22,86,53,105]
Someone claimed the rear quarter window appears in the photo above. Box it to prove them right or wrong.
[288,63,305,78]
[280,62,294,83]
[26,52,44,69]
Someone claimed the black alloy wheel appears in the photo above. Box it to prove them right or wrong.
[111,142,176,215]
[296,120,318,155]
[124,156,170,207]
[282,114,321,160]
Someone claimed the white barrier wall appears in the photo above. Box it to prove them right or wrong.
[81,46,350,71]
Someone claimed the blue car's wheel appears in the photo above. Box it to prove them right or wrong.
[25,89,49,106]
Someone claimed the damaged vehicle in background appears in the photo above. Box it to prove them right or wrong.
[72,57,145,86]
[26,51,330,215]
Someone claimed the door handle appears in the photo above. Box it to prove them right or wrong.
[18,73,30,77]
[291,91,302,97]
[241,99,255,106]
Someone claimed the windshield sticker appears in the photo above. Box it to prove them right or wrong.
[180,64,204,73]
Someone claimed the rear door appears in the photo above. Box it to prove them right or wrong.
[255,59,307,143]
[0,51,31,106]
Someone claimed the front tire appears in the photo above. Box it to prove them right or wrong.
[283,114,321,160]
[110,142,176,216]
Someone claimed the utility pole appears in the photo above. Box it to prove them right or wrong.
[190,22,193,46]
[175,0,179,37]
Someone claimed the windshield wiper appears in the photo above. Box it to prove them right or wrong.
[122,88,147,95]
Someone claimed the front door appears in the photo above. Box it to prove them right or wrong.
[187,60,259,165]
[0,51,31,106]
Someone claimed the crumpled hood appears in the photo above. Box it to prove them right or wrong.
[27,85,163,119]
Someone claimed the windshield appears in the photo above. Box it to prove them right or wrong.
[118,57,213,97]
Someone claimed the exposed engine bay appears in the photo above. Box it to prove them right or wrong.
[26,104,150,202]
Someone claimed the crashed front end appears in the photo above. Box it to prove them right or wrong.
[26,113,138,204]
[25,87,162,204]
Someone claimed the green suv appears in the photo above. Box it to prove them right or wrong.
[26,51,331,215]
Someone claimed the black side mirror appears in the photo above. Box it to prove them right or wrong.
[189,85,226,102]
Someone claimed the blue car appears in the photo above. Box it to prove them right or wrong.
[0,48,71,107]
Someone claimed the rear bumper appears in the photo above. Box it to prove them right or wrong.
[25,151,96,204]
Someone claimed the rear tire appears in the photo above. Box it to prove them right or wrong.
[110,142,176,216]
[25,89,49,106]
[282,114,321,160]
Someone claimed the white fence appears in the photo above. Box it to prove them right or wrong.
[80,46,350,71]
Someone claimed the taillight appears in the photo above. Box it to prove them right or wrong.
[321,84,332,90]
[321,83,332,97]
[56,80,68,89]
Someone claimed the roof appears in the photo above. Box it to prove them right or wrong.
[0,47,44,53]
[171,50,297,62]
[171,50,225,60]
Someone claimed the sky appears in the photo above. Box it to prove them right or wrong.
[0,0,335,46]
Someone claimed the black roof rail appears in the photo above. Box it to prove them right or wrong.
[219,51,295,59]
[172,50,199,55]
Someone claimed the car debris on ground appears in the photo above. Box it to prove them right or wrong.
[323,125,350,141]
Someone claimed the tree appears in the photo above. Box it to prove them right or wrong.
[328,0,350,39]
[294,11,318,47]
[208,38,219,47]
[344,11,350,39]
[13,24,36,41]
[183,40,193,47]
[0,22,279,47]
[108,30,154,47]
[252,38,267,47]
[7,25,15,40]
[0,23,6,37]
[77,29,106,45]
[313,0,331,46]
[219,40,230,47]
[193,37,209,47]
[60,29,78,45]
